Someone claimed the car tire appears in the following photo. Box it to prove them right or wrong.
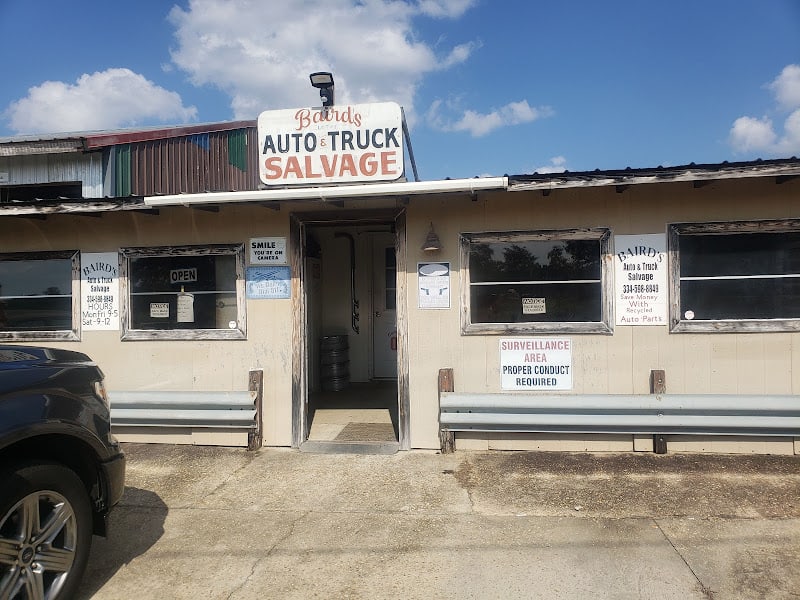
[0,461,93,600]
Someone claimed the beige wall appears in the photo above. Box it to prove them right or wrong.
[2,175,798,452]
[403,177,800,450]
[1,205,295,446]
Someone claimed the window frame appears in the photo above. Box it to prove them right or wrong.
[0,250,80,342]
[668,218,800,333]
[459,228,613,335]
[119,243,247,341]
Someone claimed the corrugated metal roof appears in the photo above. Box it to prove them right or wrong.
[83,120,256,149]
[123,126,259,195]
[0,121,261,198]
[0,120,257,155]
[0,139,86,156]
[508,157,800,191]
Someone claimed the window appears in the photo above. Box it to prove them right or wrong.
[0,251,80,341]
[460,229,612,334]
[120,244,246,340]
[669,219,800,332]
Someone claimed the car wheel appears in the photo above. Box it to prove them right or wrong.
[0,461,93,600]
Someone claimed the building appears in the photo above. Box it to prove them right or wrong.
[1,104,799,454]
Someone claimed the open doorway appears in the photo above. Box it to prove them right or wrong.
[291,212,408,452]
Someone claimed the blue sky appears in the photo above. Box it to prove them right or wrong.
[1,0,798,181]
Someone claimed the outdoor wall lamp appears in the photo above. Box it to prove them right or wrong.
[309,71,335,108]
[422,222,442,252]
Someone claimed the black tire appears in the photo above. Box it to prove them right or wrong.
[0,461,93,600]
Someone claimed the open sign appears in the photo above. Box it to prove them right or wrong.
[170,268,197,284]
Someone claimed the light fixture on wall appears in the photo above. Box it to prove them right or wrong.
[422,222,442,252]
[309,71,335,108]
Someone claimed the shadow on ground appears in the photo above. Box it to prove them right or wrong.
[76,487,167,599]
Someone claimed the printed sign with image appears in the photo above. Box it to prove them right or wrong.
[247,266,291,299]
[418,262,450,309]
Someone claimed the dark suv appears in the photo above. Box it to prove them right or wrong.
[0,346,125,599]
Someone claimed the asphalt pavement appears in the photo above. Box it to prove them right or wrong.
[77,444,800,599]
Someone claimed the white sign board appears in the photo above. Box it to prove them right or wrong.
[614,234,668,326]
[150,303,169,318]
[500,338,572,391]
[418,262,450,309]
[80,252,119,331]
[522,297,546,315]
[257,102,404,186]
[249,237,287,265]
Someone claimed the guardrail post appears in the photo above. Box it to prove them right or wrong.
[438,368,455,453]
[650,369,667,454]
[248,369,264,451]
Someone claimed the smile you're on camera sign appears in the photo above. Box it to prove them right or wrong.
[257,102,404,186]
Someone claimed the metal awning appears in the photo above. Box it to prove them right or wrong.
[143,177,509,207]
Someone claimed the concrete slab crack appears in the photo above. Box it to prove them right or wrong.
[224,510,311,600]
[653,518,716,599]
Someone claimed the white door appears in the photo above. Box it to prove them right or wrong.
[372,233,397,379]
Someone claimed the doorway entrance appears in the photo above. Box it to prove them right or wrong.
[290,211,408,452]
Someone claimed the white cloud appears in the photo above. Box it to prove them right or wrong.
[417,0,476,18]
[769,64,800,111]
[729,116,777,153]
[167,0,479,122]
[729,64,800,156]
[5,69,197,134]
[427,98,553,137]
[532,156,568,174]
[440,41,482,69]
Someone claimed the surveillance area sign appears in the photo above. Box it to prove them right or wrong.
[257,102,404,186]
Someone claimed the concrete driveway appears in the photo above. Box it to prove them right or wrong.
[78,444,800,599]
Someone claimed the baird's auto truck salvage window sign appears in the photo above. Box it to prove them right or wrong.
[614,233,667,326]
[257,102,404,185]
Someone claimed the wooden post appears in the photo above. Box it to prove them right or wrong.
[438,368,455,453]
[650,369,667,454]
[248,369,264,451]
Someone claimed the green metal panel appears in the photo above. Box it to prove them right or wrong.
[115,144,132,196]
[227,129,248,172]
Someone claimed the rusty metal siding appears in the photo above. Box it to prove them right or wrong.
[127,127,259,196]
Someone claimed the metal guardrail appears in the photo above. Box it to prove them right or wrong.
[110,391,257,427]
[110,369,263,450]
[439,393,800,437]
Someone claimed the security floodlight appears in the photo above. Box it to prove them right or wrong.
[309,71,335,108]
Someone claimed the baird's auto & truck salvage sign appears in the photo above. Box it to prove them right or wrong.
[257,102,404,185]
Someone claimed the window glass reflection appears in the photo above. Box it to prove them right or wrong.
[0,259,73,331]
